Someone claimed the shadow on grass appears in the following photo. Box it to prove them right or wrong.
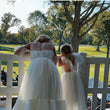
[1,61,18,67]
[0,46,18,67]
[84,49,107,54]
[0,46,14,52]
[98,51,107,54]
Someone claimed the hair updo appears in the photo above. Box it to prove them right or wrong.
[34,34,52,43]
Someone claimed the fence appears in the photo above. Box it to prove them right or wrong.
[0,53,110,110]
[0,54,30,110]
[80,53,110,110]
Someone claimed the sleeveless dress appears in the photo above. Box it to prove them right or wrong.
[61,53,86,110]
[13,50,66,110]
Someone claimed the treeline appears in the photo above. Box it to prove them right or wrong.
[0,25,94,45]
[0,27,37,44]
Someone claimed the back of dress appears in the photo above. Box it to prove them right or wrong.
[30,42,54,61]
[61,53,86,110]
[30,50,54,61]
[13,42,67,110]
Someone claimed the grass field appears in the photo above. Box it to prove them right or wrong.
[0,44,110,85]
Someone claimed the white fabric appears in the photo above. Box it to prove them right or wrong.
[61,53,85,75]
[13,50,66,110]
[30,50,53,61]
[61,53,86,110]
[72,53,85,65]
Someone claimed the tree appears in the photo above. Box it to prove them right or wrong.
[6,33,17,44]
[92,11,110,57]
[17,25,26,44]
[92,37,102,51]
[47,5,71,51]
[27,10,47,37]
[0,30,4,43]
[1,12,21,43]
[50,1,110,52]
[17,26,37,44]
[102,20,110,57]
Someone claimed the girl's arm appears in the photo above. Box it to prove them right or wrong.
[58,56,72,72]
[58,56,66,66]
[14,43,31,55]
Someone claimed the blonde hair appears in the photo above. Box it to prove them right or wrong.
[34,34,52,43]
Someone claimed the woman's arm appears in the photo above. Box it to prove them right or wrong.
[52,47,58,65]
[14,43,31,55]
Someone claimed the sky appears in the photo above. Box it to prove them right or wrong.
[0,0,110,33]
[0,0,49,33]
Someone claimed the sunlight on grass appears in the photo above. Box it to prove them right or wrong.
[79,45,107,57]
[99,64,104,83]
[89,64,95,79]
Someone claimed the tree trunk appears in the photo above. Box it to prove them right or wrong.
[96,40,102,51]
[71,29,80,53]
[107,44,109,58]
[58,32,62,52]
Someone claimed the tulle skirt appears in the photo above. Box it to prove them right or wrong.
[13,58,66,110]
[61,70,86,110]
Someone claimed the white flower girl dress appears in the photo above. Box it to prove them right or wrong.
[13,50,66,110]
[61,53,86,110]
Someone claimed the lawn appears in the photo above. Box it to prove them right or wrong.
[0,44,110,85]
[0,44,108,57]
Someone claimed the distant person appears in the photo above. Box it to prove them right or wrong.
[13,35,66,110]
[1,67,7,86]
[58,44,86,110]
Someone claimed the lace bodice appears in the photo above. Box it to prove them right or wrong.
[30,50,54,61]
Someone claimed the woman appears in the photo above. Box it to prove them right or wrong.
[13,35,66,110]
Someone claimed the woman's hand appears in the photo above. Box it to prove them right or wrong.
[14,46,25,55]
[14,43,31,56]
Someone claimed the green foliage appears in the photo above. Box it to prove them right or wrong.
[92,37,99,45]
[47,5,72,50]
[92,11,110,42]
[80,35,93,45]
[0,12,21,43]
[91,11,110,57]
[27,10,47,37]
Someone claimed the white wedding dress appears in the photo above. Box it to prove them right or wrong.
[13,50,66,110]
[61,53,86,110]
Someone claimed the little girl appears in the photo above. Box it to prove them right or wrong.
[58,44,86,110]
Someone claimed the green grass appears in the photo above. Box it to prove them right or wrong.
[79,45,108,57]
[0,44,110,85]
